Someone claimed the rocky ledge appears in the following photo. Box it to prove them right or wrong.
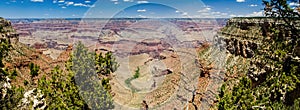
[215,17,300,86]
[0,17,19,43]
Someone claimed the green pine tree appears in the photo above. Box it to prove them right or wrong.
[72,41,115,109]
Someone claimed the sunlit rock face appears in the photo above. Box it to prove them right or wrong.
[0,17,19,43]
[216,17,300,86]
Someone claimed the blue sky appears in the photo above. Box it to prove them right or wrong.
[0,0,295,18]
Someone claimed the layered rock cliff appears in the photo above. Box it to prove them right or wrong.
[217,17,300,84]
[1,17,49,109]
[214,17,300,109]
[1,17,76,110]
[0,17,18,42]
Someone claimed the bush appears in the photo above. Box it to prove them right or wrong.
[29,63,39,78]
[133,67,140,79]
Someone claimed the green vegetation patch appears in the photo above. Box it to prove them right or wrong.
[125,67,141,92]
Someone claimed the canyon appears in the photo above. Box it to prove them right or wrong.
[1,16,299,109]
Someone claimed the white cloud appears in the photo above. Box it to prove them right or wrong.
[175,10,180,13]
[249,4,258,7]
[123,0,133,2]
[230,14,237,17]
[221,13,228,16]
[212,11,221,14]
[196,6,231,18]
[85,1,91,3]
[74,3,84,6]
[215,12,227,17]
[74,3,94,7]
[61,6,66,8]
[65,1,74,6]
[197,6,211,13]
[198,7,211,13]
[245,11,263,17]
[289,2,300,7]
[110,0,118,4]
[58,0,64,3]
[205,7,211,11]
[31,0,43,2]
[137,0,148,4]
[236,0,245,2]
[137,9,146,12]
[197,12,208,16]
[182,12,188,16]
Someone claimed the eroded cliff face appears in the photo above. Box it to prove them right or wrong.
[0,17,19,43]
[215,18,272,83]
[213,17,300,109]
[219,18,276,58]
[219,18,300,57]
[1,18,80,110]
[216,17,300,84]
[1,17,49,110]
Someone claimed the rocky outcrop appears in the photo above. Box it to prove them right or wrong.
[1,18,47,110]
[0,17,19,43]
[0,77,11,99]
[18,89,46,110]
[223,38,257,58]
[1,17,70,86]
[216,17,300,86]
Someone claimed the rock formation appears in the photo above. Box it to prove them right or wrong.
[215,17,300,85]
[0,17,19,43]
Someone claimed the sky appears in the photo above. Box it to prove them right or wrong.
[0,0,298,18]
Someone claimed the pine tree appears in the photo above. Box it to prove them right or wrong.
[38,66,89,109]
[95,52,119,76]
[72,41,114,109]
[29,63,39,78]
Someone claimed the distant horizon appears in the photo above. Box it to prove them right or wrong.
[0,16,278,20]
[5,17,231,19]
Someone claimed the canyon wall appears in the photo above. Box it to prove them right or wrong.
[213,17,300,108]
[216,17,300,83]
